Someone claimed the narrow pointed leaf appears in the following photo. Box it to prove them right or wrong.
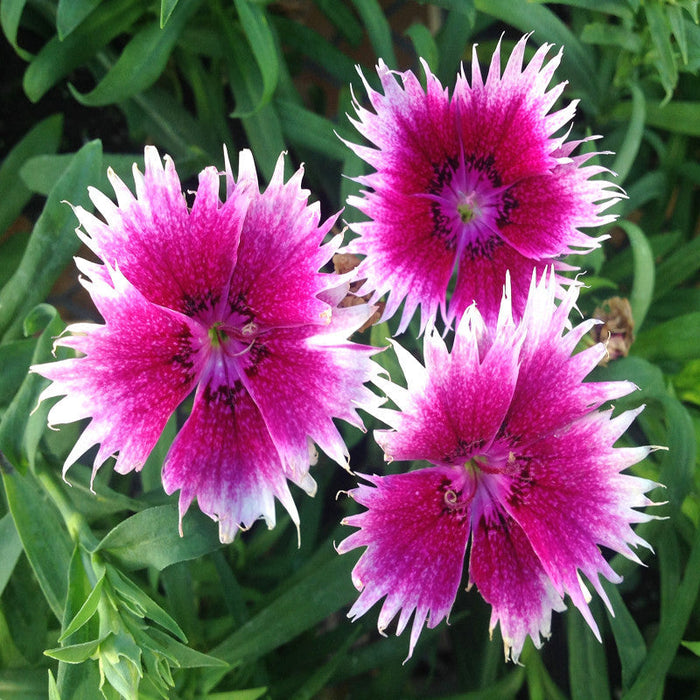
[0,114,62,236]
[69,0,202,106]
[93,504,222,571]
[56,0,101,39]
[2,467,72,620]
[0,140,102,342]
[59,575,105,642]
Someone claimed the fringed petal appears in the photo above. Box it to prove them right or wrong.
[338,468,471,659]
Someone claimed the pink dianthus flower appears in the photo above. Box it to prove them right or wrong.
[33,147,381,542]
[338,270,659,661]
[343,35,623,332]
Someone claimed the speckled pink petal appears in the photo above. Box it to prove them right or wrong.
[31,264,206,480]
[504,272,638,444]
[228,151,341,329]
[502,407,658,635]
[161,353,304,544]
[468,506,566,663]
[71,146,249,316]
[375,311,521,465]
[242,304,383,475]
[338,467,471,658]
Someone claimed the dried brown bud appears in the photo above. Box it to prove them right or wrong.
[591,297,635,365]
[332,253,383,331]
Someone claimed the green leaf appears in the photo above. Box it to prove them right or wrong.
[45,639,102,664]
[0,114,62,236]
[105,566,186,641]
[567,603,611,700]
[645,0,678,101]
[0,669,48,700]
[0,140,102,342]
[48,670,61,700]
[289,627,361,700]
[120,87,218,171]
[56,0,101,39]
[232,0,279,115]
[56,548,102,699]
[601,580,646,691]
[277,99,349,161]
[206,690,268,700]
[23,0,144,102]
[349,0,396,67]
[273,16,358,87]
[69,0,202,107]
[211,550,358,667]
[612,100,700,136]
[1,0,32,60]
[681,641,700,656]
[222,20,286,180]
[0,305,65,470]
[1,467,72,620]
[94,504,222,571]
[612,83,645,185]
[0,338,34,410]
[160,0,180,27]
[0,513,23,596]
[581,22,642,51]
[313,0,363,46]
[528,0,633,18]
[20,153,142,198]
[622,521,700,699]
[405,23,439,72]
[653,234,700,301]
[436,7,475,83]
[616,220,654,331]
[59,575,105,641]
[146,628,228,669]
[633,312,700,363]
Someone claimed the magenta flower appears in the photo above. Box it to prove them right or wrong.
[33,147,381,542]
[338,270,658,661]
[343,35,622,332]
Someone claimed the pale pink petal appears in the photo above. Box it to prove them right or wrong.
[338,467,471,657]
[468,507,566,662]
[242,304,383,474]
[161,354,301,544]
[31,265,206,478]
[72,146,249,317]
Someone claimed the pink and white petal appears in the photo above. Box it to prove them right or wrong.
[501,407,657,635]
[457,36,571,185]
[468,506,566,662]
[378,316,521,464]
[346,189,456,334]
[228,152,341,328]
[74,146,248,315]
[31,266,206,479]
[448,239,553,328]
[161,354,301,544]
[338,467,471,657]
[498,162,618,260]
[242,306,382,475]
[347,60,458,183]
[504,272,638,443]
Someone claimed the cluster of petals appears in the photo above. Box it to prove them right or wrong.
[338,270,659,661]
[32,146,382,542]
[343,34,623,332]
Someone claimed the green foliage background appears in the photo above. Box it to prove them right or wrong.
[0,0,699,698]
